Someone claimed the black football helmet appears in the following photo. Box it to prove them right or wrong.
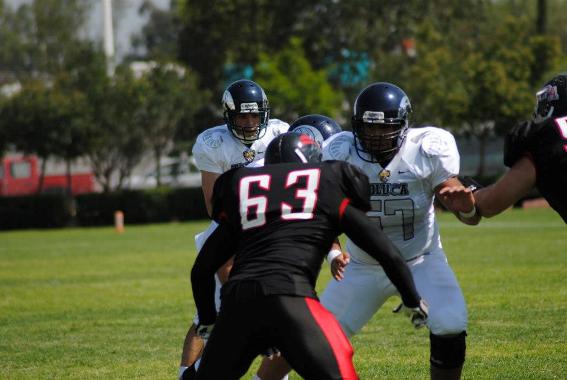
[289,114,342,147]
[351,82,411,164]
[533,73,567,123]
[222,79,270,144]
[265,132,322,164]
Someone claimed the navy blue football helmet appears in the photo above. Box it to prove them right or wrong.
[351,82,411,164]
[265,132,322,164]
[222,79,270,144]
[533,73,567,123]
[289,114,342,147]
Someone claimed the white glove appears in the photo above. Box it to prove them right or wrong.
[393,299,429,329]
[196,323,214,340]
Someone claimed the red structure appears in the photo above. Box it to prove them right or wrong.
[0,155,96,196]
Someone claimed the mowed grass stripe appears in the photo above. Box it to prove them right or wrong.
[0,209,565,379]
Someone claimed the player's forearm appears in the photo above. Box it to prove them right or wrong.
[475,157,536,217]
[341,206,421,308]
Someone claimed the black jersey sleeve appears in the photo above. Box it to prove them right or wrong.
[340,162,371,212]
[190,223,236,325]
[340,205,421,308]
[503,121,536,167]
[211,169,237,224]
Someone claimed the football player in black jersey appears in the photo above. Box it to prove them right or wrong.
[187,133,428,380]
[439,73,567,223]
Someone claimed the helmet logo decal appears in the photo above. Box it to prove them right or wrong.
[292,126,325,147]
[537,85,559,102]
[362,111,385,123]
[222,91,235,110]
[239,102,260,112]
[243,149,256,162]
[298,134,317,146]
[379,169,391,183]
[400,96,411,114]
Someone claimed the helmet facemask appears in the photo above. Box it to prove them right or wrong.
[352,112,409,164]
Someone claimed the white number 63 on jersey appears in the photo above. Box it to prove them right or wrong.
[239,169,320,230]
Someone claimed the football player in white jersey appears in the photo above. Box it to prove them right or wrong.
[179,79,289,380]
[257,83,480,380]
[320,82,480,380]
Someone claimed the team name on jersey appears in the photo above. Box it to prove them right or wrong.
[369,182,409,196]
[231,162,253,169]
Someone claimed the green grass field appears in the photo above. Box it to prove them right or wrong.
[1,209,565,379]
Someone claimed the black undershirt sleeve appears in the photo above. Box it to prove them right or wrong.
[190,223,235,325]
[340,205,421,308]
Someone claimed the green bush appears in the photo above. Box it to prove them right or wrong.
[0,194,74,230]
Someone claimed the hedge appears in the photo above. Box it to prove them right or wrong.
[0,193,74,230]
[75,187,208,226]
[0,187,208,230]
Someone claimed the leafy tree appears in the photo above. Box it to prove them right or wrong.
[0,0,91,80]
[130,0,182,61]
[177,0,306,93]
[0,82,83,193]
[86,66,146,192]
[135,62,204,187]
[402,20,469,129]
[255,38,344,123]
[0,97,8,157]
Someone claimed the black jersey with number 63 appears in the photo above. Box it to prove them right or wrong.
[211,160,371,298]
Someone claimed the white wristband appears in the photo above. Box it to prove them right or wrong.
[326,249,342,263]
[458,205,477,219]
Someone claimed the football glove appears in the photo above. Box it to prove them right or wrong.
[196,323,214,340]
[503,121,533,167]
[393,299,429,329]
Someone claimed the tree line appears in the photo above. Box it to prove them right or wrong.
[1,0,566,192]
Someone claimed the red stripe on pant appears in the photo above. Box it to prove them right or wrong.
[304,297,358,380]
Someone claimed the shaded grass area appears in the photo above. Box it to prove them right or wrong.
[0,209,565,379]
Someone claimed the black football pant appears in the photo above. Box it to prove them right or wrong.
[195,283,357,380]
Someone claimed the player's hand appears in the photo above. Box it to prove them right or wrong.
[196,323,214,340]
[262,347,282,360]
[437,185,475,215]
[331,252,350,281]
[393,299,429,329]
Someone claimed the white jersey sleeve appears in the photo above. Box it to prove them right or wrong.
[265,118,290,137]
[418,128,460,188]
[192,126,231,174]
